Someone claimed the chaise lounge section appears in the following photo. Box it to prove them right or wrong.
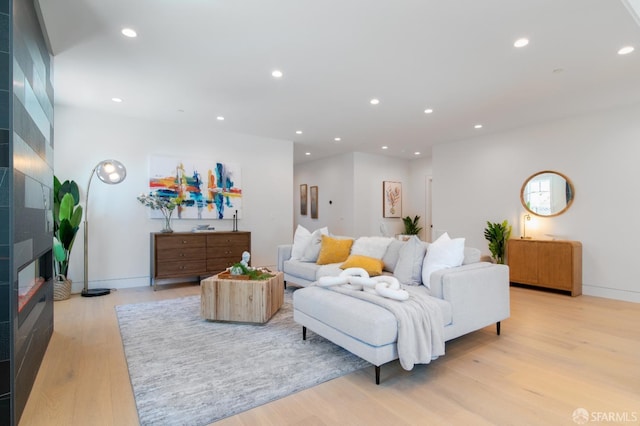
[278,231,510,383]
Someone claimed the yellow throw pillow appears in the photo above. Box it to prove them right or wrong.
[316,235,354,265]
[340,255,384,276]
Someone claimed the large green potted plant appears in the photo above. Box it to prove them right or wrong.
[52,176,83,300]
[484,220,512,264]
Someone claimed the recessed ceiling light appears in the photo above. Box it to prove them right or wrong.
[334,137,341,142]
[177,109,185,113]
[305,152,311,156]
[111,97,123,103]
[514,38,529,48]
[295,130,303,135]
[414,152,421,156]
[217,116,225,121]
[381,146,388,150]
[424,108,433,114]
[121,28,137,38]
[552,68,565,74]
[272,70,283,78]
[474,124,483,129]
[370,98,380,105]
[618,46,635,55]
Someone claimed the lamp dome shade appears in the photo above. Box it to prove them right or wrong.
[95,160,126,184]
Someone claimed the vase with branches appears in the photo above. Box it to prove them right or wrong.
[137,192,184,233]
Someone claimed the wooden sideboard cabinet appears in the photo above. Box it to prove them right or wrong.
[507,239,582,296]
[150,231,251,290]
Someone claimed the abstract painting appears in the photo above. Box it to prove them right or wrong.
[300,184,308,216]
[148,156,242,220]
[383,181,401,218]
[310,186,318,219]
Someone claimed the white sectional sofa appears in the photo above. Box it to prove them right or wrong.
[277,230,510,384]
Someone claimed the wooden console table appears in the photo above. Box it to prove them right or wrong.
[200,272,284,323]
[507,239,582,296]
[150,231,251,290]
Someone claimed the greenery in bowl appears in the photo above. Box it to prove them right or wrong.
[229,263,274,280]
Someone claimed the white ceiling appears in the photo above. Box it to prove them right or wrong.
[36,0,640,164]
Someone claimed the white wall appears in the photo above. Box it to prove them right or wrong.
[294,153,355,236]
[54,105,293,292]
[432,103,640,302]
[294,152,431,238]
[352,152,413,238]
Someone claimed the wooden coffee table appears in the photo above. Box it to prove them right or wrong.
[200,271,284,323]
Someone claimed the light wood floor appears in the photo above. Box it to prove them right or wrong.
[20,284,640,426]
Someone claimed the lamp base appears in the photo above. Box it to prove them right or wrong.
[81,288,111,297]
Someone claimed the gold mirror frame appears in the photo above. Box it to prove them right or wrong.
[520,170,575,217]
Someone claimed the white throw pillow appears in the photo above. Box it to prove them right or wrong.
[421,232,465,289]
[290,225,310,260]
[300,227,329,262]
[393,235,427,286]
[291,225,328,261]
[351,236,394,259]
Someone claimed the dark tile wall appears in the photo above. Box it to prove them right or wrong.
[0,0,11,421]
[1,0,54,423]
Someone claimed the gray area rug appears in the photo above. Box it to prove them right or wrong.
[116,289,369,425]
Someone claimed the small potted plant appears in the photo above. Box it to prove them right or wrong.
[397,215,422,241]
[52,176,83,300]
[484,220,512,264]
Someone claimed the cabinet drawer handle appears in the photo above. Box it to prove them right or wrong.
[182,240,188,244]
[180,265,185,270]
[180,253,185,257]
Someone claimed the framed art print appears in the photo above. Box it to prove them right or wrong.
[383,181,401,218]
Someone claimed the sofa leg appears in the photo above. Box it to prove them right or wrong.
[303,326,307,341]
[375,365,380,385]
[284,281,287,289]
[496,321,501,336]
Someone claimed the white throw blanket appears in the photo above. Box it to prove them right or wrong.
[324,284,445,370]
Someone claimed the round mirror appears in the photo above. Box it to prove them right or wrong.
[520,171,575,217]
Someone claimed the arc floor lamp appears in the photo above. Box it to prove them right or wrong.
[82,159,127,297]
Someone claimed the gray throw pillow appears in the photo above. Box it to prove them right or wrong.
[393,235,427,285]
[462,247,481,264]
[382,239,404,273]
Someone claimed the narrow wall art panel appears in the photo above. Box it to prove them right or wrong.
[300,184,308,215]
[148,156,242,219]
[310,186,318,219]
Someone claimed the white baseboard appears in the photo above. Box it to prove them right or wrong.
[71,276,154,294]
[71,275,206,294]
[583,285,640,303]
